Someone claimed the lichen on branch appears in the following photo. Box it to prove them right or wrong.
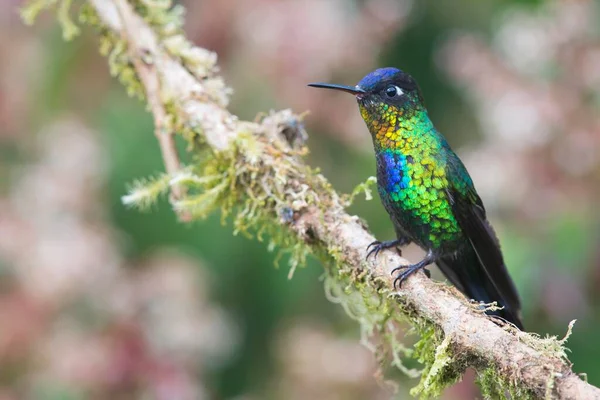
[20,0,600,399]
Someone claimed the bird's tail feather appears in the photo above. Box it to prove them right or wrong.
[437,248,524,330]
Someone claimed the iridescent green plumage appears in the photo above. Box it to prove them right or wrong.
[309,68,524,330]
[361,99,462,249]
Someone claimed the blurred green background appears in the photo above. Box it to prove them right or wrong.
[1,0,599,399]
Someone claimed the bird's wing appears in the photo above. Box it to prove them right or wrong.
[444,154,522,312]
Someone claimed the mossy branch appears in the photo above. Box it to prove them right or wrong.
[22,0,600,398]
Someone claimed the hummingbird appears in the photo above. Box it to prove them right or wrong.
[309,67,523,330]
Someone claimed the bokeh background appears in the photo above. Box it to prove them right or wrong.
[1,0,600,398]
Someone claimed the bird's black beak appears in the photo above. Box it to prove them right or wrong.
[307,83,365,96]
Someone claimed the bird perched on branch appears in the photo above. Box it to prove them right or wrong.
[309,67,524,330]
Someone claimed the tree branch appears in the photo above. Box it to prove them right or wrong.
[43,0,600,398]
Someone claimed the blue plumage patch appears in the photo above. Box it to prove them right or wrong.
[357,68,401,90]
[381,150,408,193]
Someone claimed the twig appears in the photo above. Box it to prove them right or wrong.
[84,1,600,398]
[112,0,190,221]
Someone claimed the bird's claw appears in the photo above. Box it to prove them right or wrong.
[366,239,403,260]
[366,241,382,260]
[392,264,419,289]
[391,252,435,289]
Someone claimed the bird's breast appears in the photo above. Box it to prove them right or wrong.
[375,148,462,249]
[376,148,446,198]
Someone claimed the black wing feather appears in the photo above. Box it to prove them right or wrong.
[446,187,521,312]
[442,153,523,329]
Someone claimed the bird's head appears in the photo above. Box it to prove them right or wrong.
[308,67,424,117]
[308,68,427,145]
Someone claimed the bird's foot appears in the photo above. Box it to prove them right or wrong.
[391,250,435,289]
[366,238,409,260]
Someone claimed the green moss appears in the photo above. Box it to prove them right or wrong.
[323,268,420,375]
[129,0,185,36]
[22,0,81,40]
[79,4,148,100]
[122,173,171,209]
[476,367,534,400]
[345,175,378,206]
[520,319,576,361]
[163,99,208,150]
[470,321,577,399]
[21,0,57,25]
[117,117,326,279]
[409,325,462,399]
[128,0,227,97]
[104,34,146,100]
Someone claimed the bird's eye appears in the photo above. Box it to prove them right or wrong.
[385,85,403,98]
